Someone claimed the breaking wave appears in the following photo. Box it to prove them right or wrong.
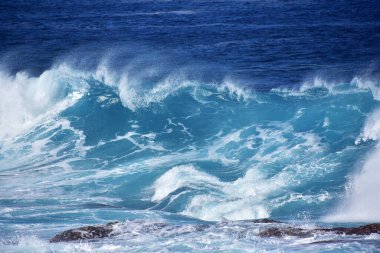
[1,60,380,226]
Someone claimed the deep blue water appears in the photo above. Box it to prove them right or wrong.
[1,0,380,252]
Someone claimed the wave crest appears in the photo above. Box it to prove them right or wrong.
[0,69,87,142]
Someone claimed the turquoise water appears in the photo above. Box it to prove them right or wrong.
[1,0,380,251]
[1,65,380,251]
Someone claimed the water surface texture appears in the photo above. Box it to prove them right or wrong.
[1,0,380,252]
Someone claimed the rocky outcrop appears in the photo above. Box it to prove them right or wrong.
[258,227,312,237]
[258,223,380,237]
[49,221,119,242]
[321,223,380,235]
[49,220,380,242]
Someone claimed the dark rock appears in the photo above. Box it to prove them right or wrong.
[349,223,380,235]
[320,223,380,235]
[49,221,119,242]
[249,218,281,224]
[195,224,211,232]
[258,223,380,238]
[50,220,380,242]
[258,227,312,237]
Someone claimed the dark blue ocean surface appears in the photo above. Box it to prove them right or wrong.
[1,0,380,84]
[1,1,380,252]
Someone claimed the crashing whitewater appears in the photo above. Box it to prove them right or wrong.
[1,60,380,252]
[1,61,380,222]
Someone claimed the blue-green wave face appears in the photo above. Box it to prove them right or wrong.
[1,62,380,252]
[2,0,380,251]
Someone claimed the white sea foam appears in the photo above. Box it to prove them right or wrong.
[151,165,221,202]
[328,108,380,221]
[110,74,251,112]
[325,146,380,222]
[326,108,380,222]
[352,76,380,100]
[355,109,380,144]
[299,76,337,93]
[273,75,380,100]
[270,88,380,223]
[217,79,252,102]
[151,164,287,221]
[79,61,198,111]
[0,69,87,143]
[54,61,253,112]
[207,129,243,165]
[149,115,331,222]
[105,131,166,152]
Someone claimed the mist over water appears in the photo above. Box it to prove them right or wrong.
[326,108,380,222]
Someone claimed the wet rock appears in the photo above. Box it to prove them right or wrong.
[258,223,380,238]
[194,224,211,232]
[249,218,281,224]
[49,221,119,242]
[258,227,312,237]
[50,220,380,242]
[321,223,380,235]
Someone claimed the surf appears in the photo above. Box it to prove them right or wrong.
[0,60,379,222]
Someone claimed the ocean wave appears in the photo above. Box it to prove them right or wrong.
[0,69,87,142]
[325,107,380,222]
[1,60,380,226]
[272,76,380,100]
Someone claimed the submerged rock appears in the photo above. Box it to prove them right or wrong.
[49,221,119,242]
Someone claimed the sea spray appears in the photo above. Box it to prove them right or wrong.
[325,108,380,222]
